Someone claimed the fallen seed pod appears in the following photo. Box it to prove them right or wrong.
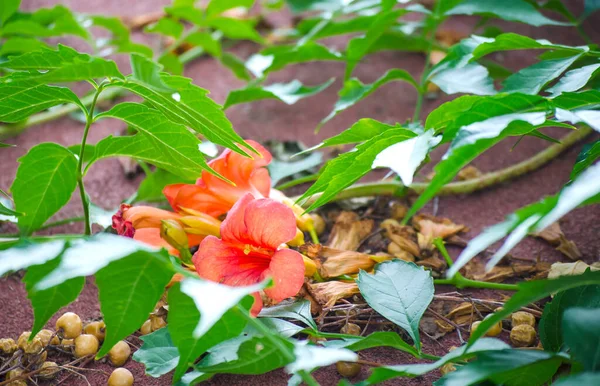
[140,320,152,335]
[6,380,27,386]
[440,363,456,375]
[61,338,75,347]
[336,361,361,377]
[470,320,502,337]
[38,361,60,380]
[23,350,47,367]
[84,321,106,342]
[6,368,24,380]
[511,311,535,328]
[340,323,361,336]
[37,329,60,346]
[510,324,536,347]
[56,312,82,339]
[311,214,326,235]
[108,367,134,386]
[108,341,131,367]
[74,334,99,358]
[150,315,167,331]
[0,338,17,354]
[17,331,44,354]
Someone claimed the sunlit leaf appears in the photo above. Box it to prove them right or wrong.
[0,240,66,277]
[130,54,174,93]
[2,5,89,39]
[145,17,184,38]
[224,78,334,109]
[220,52,251,81]
[0,37,49,56]
[310,118,398,151]
[471,33,586,60]
[320,69,417,128]
[269,152,322,186]
[185,32,222,57]
[90,15,153,57]
[324,331,418,357]
[206,0,254,16]
[547,63,600,97]
[286,342,357,373]
[357,260,434,351]
[0,0,20,26]
[12,143,78,234]
[258,299,317,330]
[206,17,263,43]
[570,140,600,180]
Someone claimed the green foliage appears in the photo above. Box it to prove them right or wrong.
[258,299,317,330]
[357,260,434,352]
[133,328,180,377]
[562,307,600,371]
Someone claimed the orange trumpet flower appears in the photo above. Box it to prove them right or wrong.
[193,193,305,315]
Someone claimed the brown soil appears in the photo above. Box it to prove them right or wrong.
[1,1,599,385]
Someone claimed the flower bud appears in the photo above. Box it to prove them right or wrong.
[288,228,305,247]
[179,211,221,237]
[161,220,189,252]
[303,255,317,277]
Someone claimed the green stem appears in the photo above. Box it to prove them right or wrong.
[77,85,105,235]
[276,174,319,190]
[308,227,320,244]
[241,308,320,386]
[295,127,591,207]
[38,216,85,231]
[433,238,518,291]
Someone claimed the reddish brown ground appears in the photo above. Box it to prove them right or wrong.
[1,1,599,385]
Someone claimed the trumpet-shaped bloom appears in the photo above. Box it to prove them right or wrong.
[193,193,305,315]
[164,140,272,218]
[112,204,219,255]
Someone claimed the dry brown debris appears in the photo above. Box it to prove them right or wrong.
[307,281,361,308]
[413,214,467,258]
[299,244,376,279]
[327,211,374,251]
[380,219,421,258]
[532,222,581,260]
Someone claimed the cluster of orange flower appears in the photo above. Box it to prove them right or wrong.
[112,140,312,314]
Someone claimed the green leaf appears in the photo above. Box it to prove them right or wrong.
[246,42,343,78]
[300,128,417,212]
[285,0,343,14]
[130,54,174,93]
[0,37,49,56]
[220,52,251,81]
[0,77,85,123]
[553,373,600,386]
[224,78,334,109]
[310,118,397,151]
[96,250,174,357]
[362,338,508,384]
[345,10,405,79]
[405,94,548,221]
[562,307,600,371]
[145,17,184,38]
[547,63,600,97]
[502,54,583,95]
[137,168,195,203]
[444,0,568,27]
[11,143,78,234]
[196,334,292,374]
[324,331,419,357]
[185,32,222,58]
[115,73,250,157]
[583,0,600,18]
[287,342,357,373]
[206,17,263,43]
[372,130,441,186]
[539,285,600,352]
[207,0,254,16]
[570,141,600,180]
[437,350,563,386]
[296,15,376,41]
[1,5,88,39]
[90,16,153,57]
[368,31,431,55]
[320,69,417,128]
[356,260,434,351]
[449,162,600,277]
[0,198,20,217]
[471,33,586,60]
[431,62,496,95]
[24,256,85,336]
[158,53,184,75]
[467,269,600,346]
[92,102,211,178]
[251,318,304,338]
[132,328,180,377]
[269,152,322,186]
[258,299,317,330]
[168,279,257,380]
[0,240,66,277]
[0,0,20,26]
[552,90,600,110]
[424,95,480,132]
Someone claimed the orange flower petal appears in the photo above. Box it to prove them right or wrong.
[243,196,298,249]
[123,206,181,229]
[250,293,263,317]
[263,248,305,302]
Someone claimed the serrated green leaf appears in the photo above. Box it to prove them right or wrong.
[246,42,343,78]
[0,0,20,26]
[320,69,417,128]
[24,256,85,337]
[502,54,582,95]
[362,338,508,384]
[552,90,600,110]
[114,73,250,157]
[137,168,195,203]
[0,78,85,123]
[258,299,317,330]
[224,78,333,109]
[269,152,322,186]
[471,33,586,60]
[570,140,600,180]
[311,119,398,151]
[130,54,174,93]
[0,44,86,70]
[444,0,568,27]
[406,94,547,221]
[345,10,405,79]
[132,328,180,377]
[158,53,184,75]
[539,285,600,352]
[145,17,184,38]
[547,63,600,97]
[468,269,600,346]
[207,0,254,16]
[90,16,153,57]
[372,130,441,186]
[367,31,430,55]
[424,95,480,132]
[296,15,376,41]
[96,250,174,357]
[195,334,293,374]
[185,32,222,57]
[206,17,263,43]
[220,52,251,81]
[11,143,78,234]
[357,260,434,351]
[437,349,563,386]
[0,37,49,56]
[1,5,89,39]
[168,279,257,380]
[92,102,211,178]
[300,129,416,212]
